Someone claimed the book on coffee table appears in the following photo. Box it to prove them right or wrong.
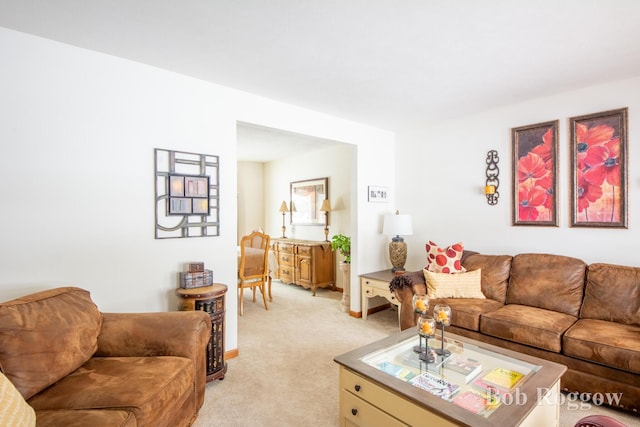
[443,354,482,383]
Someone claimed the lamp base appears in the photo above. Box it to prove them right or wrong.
[389,238,407,272]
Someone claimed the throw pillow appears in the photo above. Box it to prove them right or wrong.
[0,372,36,427]
[425,241,466,273]
[423,268,485,299]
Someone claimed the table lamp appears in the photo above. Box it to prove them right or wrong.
[383,210,413,272]
[279,200,289,238]
[319,199,332,242]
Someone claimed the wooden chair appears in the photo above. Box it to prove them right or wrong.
[238,231,270,316]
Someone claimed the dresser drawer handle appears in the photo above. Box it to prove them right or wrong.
[351,408,358,416]
[365,290,371,294]
[354,384,361,392]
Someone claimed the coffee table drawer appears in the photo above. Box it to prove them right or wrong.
[340,368,457,427]
[340,389,406,427]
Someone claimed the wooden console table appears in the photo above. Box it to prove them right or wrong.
[271,238,335,295]
[176,284,227,382]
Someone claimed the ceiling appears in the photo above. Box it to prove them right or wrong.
[2,1,640,160]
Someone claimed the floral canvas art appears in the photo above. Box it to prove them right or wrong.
[511,120,559,226]
[570,108,628,228]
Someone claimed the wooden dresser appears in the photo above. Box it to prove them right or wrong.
[271,238,335,295]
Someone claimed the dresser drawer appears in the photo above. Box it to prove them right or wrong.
[340,389,406,427]
[296,245,313,256]
[277,242,295,254]
[278,253,294,266]
[279,268,294,283]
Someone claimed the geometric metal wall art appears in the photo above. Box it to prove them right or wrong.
[154,148,220,239]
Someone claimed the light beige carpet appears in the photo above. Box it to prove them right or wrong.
[194,281,639,427]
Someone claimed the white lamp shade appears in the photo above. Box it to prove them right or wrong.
[383,213,413,236]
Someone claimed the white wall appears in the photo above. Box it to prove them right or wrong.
[0,28,394,352]
[396,76,640,270]
[262,143,354,290]
[237,161,265,241]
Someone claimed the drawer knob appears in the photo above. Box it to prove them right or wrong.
[354,384,361,392]
[351,408,358,416]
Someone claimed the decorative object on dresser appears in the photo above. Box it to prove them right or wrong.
[383,210,413,272]
[278,200,289,238]
[319,199,332,242]
[176,284,228,382]
[271,238,335,296]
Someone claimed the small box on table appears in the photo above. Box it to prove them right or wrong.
[180,269,213,289]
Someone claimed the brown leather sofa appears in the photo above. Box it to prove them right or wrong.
[0,287,211,426]
[393,252,640,414]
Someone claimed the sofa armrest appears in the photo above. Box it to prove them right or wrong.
[392,270,427,331]
[96,311,211,359]
[96,311,212,412]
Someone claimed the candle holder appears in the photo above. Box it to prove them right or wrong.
[417,315,436,363]
[412,293,429,353]
[434,304,451,357]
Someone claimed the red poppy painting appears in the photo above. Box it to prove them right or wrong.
[570,108,628,228]
[512,120,559,226]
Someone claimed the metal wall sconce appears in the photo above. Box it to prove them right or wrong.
[485,150,500,205]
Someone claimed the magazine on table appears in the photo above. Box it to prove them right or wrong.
[409,371,460,400]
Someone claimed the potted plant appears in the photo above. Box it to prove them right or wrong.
[331,234,351,263]
[331,234,351,313]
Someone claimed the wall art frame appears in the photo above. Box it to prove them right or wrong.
[290,177,328,226]
[511,120,559,226]
[569,107,628,228]
[154,148,220,239]
[368,185,389,202]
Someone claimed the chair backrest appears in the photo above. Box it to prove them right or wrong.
[239,231,270,280]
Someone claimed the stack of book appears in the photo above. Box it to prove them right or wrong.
[409,371,460,400]
[443,354,482,384]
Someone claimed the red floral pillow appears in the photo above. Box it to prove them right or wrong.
[425,241,466,273]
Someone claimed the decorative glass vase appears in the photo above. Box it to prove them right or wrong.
[433,304,452,357]
[417,315,436,363]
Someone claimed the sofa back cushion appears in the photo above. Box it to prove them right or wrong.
[0,287,102,399]
[462,254,512,303]
[507,253,586,317]
[581,263,640,325]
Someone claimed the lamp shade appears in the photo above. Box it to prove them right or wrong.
[320,199,332,212]
[383,211,413,237]
[278,200,289,213]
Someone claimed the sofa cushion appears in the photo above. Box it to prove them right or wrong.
[563,319,640,374]
[36,409,137,427]
[461,254,512,303]
[506,253,586,317]
[0,371,35,427]
[428,297,503,331]
[424,269,485,299]
[28,356,193,427]
[581,263,640,325]
[480,304,578,353]
[0,287,102,399]
[425,241,466,273]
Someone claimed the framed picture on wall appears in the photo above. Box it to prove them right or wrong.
[511,120,559,226]
[290,177,328,225]
[569,108,628,228]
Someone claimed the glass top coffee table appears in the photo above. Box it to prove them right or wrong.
[334,328,566,427]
